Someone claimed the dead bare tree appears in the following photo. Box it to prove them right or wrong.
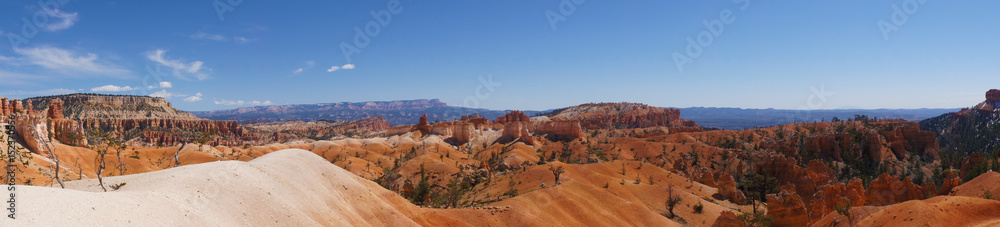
[87,129,111,192]
[112,139,128,176]
[172,143,182,167]
[27,124,64,188]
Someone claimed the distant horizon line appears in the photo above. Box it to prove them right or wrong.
[7,92,967,113]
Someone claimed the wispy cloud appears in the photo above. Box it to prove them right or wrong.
[0,70,46,85]
[190,32,226,41]
[14,46,129,75]
[0,88,77,96]
[214,99,272,106]
[90,85,135,92]
[147,81,173,89]
[327,63,356,72]
[234,37,253,44]
[146,49,210,80]
[183,92,203,102]
[190,32,254,44]
[293,68,304,74]
[42,9,78,31]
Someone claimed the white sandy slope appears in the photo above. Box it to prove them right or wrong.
[1,149,422,226]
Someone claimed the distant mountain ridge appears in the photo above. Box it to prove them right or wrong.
[192,99,541,126]
[191,98,961,129]
[678,107,959,130]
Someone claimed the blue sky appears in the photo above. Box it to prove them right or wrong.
[0,0,998,111]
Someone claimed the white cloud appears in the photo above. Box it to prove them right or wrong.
[146,49,210,80]
[214,99,271,106]
[42,9,78,31]
[183,92,203,102]
[90,85,134,92]
[149,90,178,98]
[293,68,304,74]
[14,46,129,75]
[148,81,173,89]
[214,99,244,106]
[190,32,226,41]
[326,64,356,72]
[249,100,273,105]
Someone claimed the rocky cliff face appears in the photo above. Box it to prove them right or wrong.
[12,114,50,156]
[921,89,1000,158]
[548,103,701,131]
[974,89,1000,112]
[534,120,584,141]
[245,117,390,142]
[23,94,260,147]
[766,190,809,227]
[495,110,529,124]
[865,173,926,206]
[46,99,87,147]
[27,94,199,120]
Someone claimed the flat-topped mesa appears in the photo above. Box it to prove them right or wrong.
[26,93,198,120]
[343,116,391,131]
[243,117,391,143]
[548,102,702,131]
[25,94,260,147]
